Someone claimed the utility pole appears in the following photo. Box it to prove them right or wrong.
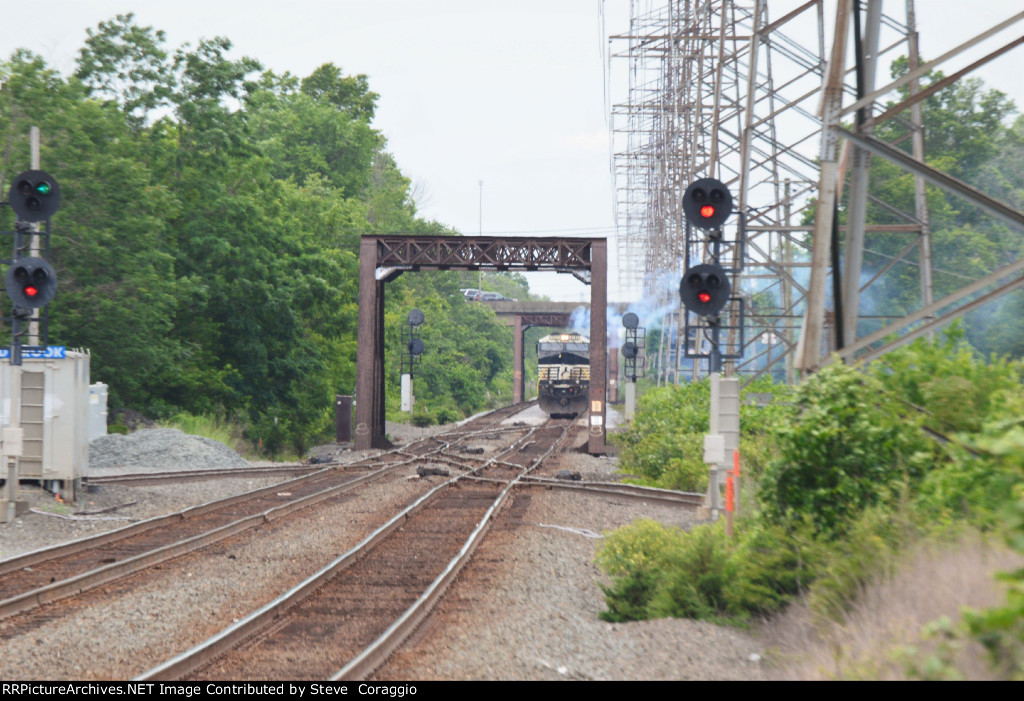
[28,126,40,345]
[478,180,483,290]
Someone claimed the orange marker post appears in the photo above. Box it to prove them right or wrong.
[733,450,741,515]
[725,473,735,537]
[725,450,740,538]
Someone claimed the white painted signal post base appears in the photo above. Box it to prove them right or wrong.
[705,373,739,517]
[2,420,27,523]
[625,381,636,420]
[400,373,414,413]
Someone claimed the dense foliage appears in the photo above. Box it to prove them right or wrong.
[757,364,932,536]
[598,328,1024,678]
[962,426,1024,679]
[596,518,823,623]
[612,375,792,492]
[0,15,523,453]
[611,380,710,491]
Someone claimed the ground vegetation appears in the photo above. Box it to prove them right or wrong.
[601,326,1024,679]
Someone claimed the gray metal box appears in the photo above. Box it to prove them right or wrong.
[0,350,91,492]
[88,382,108,441]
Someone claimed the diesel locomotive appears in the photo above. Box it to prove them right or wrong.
[536,332,590,417]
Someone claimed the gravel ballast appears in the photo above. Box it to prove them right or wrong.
[0,417,770,680]
[89,428,251,472]
[378,449,768,681]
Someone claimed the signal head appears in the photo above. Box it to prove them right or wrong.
[679,263,731,317]
[683,178,732,229]
[6,257,57,308]
[8,170,61,222]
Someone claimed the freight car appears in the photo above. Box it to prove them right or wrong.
[536,332,590,418]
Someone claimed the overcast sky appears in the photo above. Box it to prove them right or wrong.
[3,1,1023,303]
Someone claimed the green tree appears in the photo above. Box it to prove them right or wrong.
[74,13,175,128]
[247,70,381,197]
[300,63,379,122]
[1,17,527,454]
[847,56,1022,351]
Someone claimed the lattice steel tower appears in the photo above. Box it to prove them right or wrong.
[610,0,1024,381]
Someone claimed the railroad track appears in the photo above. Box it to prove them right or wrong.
[139,420,575,681]
[82,464,323,486]
[0,401,707,680]
[0,402,534,623]
[519,475,706,507]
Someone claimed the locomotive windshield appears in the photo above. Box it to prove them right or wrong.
[537,333,590,365]
[537,341,589,354]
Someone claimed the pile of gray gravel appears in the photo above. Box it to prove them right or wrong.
[89,428,250,472]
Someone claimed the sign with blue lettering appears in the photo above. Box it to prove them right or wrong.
[0,346,66,359]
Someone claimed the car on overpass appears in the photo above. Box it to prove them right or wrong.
[462,289,517,302]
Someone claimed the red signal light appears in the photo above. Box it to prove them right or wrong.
[24,286,38,298]
[700,205,715,218]
[698,291,711,304]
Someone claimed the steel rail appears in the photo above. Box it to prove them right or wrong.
[517,476,706,507]
[331,422,573,681]
[0,408,530,620]
[0,466,332,576]
[136,421,570,681]
[0,464,398,621]
[82,464,323,486]
[2,405,527,576]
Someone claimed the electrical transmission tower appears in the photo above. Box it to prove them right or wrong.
[610,0,1024,382]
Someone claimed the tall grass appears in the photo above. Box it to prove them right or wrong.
[760,532,1024,680]
[159,412,244,452]
[157,412,305,462]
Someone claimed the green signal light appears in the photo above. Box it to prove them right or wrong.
[35,181,52,196]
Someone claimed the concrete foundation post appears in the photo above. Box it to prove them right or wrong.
[706,373,740,517]
[625,381,636,420]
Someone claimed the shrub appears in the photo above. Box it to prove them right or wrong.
[805,501,922,621]
[595,518,687,622]
[658,448,708,493]
[872,323,1024,434]
[598,330,1024,642]
[758,362,932,537]
[411,410,435,427]
[595,518,824,624]
[613,382,710,485]
[890,331,1024,527]
[435,406,462,425]
[595,518,678,576]
[646,522,739,620]
[732,518,826,614]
